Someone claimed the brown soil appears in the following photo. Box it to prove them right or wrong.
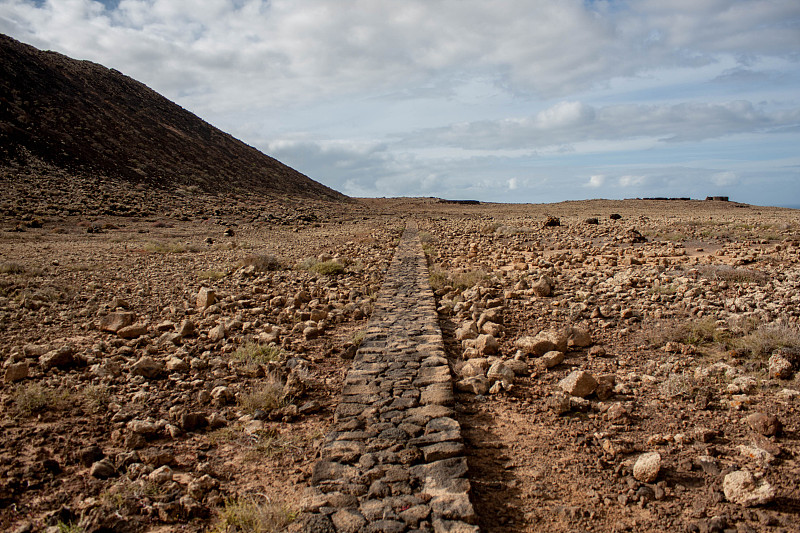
[1,196,799,532]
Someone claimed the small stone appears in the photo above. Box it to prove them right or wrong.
[76,445,104,467]
[547,391,571,414]
[587,345,607,358]
[196,287,216,310]
[745,412,782,436]
[567,327,592,348]
[768,354,793,379]
[633,451,661,482]
[180,412,209,432]
[117,323,148,339]
[531,276,553,297]
[4,361,29,382]
[130,357,164,379]
[455,376,490,395]
[559,370,598,398]
[89,459,117,479]
[99,311,135,333]
[149,465,174,484]
[475,334,499,355]
[39,346,76,370]
[539,350,564,369]
[208,323,226,342]
[331,508,367,533]
[165,356,189,373]
[723,470,775,507]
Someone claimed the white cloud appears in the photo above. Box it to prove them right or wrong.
[619,175,646,187]
[0,0,798,205]
[587,175,606,188]
[712,171,739,186]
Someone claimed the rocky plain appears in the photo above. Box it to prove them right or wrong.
[1,181,800,533]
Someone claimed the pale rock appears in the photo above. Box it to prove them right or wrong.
[90,459,117,479]
[486,361,515,386]
[4,361,28,382]
[567,327,593,348]
[559,370,598,398]
[538,350,564,369]
[504,359,528,376]
[768,354,793,379]
[208,323,226,342]
[39,346,76,369]
[127,419,160,437]
[737,444,776,465]
[480,321,503,337]
[723,470,775,507]
[99,312,135,333]
[455,321,478,341]
[633,452,662,483]
[516,329,568,356]
[455,376,490,395]
[149,465,174,484]
[131,357,164,379]
[475,334,499,355]
[196,287,216,310]
[117,323,148,339]
[458,359,488,378]
[166,356,189,373]
[177,319,196,337]
[547,391,571,414]
[211,386,234,406]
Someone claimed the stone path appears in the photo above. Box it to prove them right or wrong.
[300,225,478,533]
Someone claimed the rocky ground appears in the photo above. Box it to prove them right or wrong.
[1,194,799,532]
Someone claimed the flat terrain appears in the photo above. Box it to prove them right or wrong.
[1,196,799,532]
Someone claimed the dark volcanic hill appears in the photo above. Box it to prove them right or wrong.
[0,34,345,202]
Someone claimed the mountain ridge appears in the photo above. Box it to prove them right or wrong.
[0,33,346,202]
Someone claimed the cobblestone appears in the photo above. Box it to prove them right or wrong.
[300,225,478,532]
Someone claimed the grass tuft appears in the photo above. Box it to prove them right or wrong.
[237,375,287,414]
[13,383,68,417]
[211,496,296,533]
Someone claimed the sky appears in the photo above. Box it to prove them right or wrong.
[1,1,799,206]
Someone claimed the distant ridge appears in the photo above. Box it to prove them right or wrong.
[0,34,346,202]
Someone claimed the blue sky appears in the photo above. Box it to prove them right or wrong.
[2,0,799,206]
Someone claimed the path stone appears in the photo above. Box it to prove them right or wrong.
[304,224,478,532]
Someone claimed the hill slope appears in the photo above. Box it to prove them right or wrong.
[0,34,345,202]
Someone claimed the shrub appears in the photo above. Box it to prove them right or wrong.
[211,496,296,533]
[14,383,68,416]
[298,258,345,276]
[233,343,285,366]
[237,376,286,414]
[0,262,26,274]
[241,254,284,272]
[430,268,488,292]
[733,323,800,357]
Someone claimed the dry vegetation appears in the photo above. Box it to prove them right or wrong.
[1,196,799,532]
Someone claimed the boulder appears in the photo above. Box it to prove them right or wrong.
[633,452,661,483]
[723,470,775,507]
[131,357,164,379]
[4,361,29,382]
[100,311,135,333]
[196,287,216,310]
[117,323,148,339]
[559,370,598,397]
[768,354,793,379]
[475,334,499,355]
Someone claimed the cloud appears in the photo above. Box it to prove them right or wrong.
[619,175,646,187]
[507,177,518,190]
[712,171,739,186]
[402,100,800,150]
[587,175,606,188]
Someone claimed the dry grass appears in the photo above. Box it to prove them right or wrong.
[696,265,768,285]
[641,316,723,348]
[233,343,285,366]
[429,268,488,292]
[732,323,800,357]
[237,375,287,414]
[211,496,296,533]
[13,383,69,417]
[240,254,284,272]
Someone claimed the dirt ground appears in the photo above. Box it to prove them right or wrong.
[1,196,799,532]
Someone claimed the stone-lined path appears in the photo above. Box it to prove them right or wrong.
[300,225,478,533]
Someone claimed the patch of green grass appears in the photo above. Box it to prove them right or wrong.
[350,329,367,347]
[57,521,86,533]
[211,496,296,533]
[13,383,68,417]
